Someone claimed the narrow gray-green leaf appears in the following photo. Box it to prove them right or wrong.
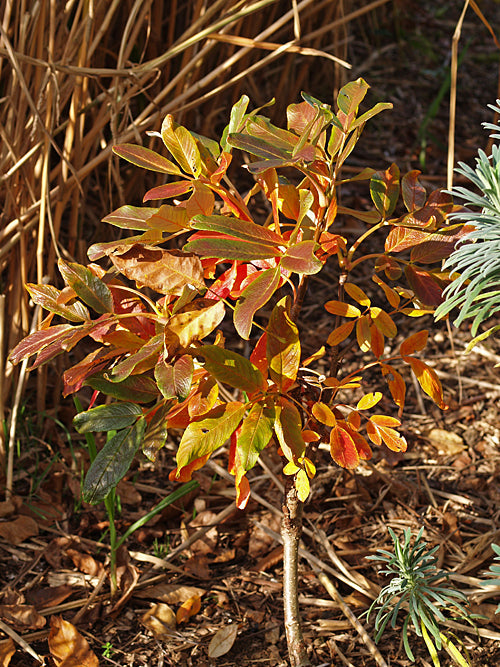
[73,402,143,433]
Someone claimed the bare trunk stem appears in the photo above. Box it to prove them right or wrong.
[282,476,311,667]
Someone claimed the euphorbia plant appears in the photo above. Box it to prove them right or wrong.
[10,79,466,666]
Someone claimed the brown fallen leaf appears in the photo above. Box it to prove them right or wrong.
[66,549,104,577]
[25,584,74,610]
[134,583,205,605]
[0,516,38,544]
[141,603,176,638]
[183,554,211,579]
[48,616,99,667]
[0,638,16,667]
[208,623,239,658]
[0,604,46,631]
[427,428,465,456]
[176,595,201,624]
[116,479,142,505]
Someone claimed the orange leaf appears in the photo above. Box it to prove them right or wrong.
[349,429,373,459]
[312,401,336,427]
[302,429,320,443]
[406,358,447,409]
[48,616,99,667]
[370,324,384,358]
[370,415,401,427]
[367,418,407,452]
[176,595,201,624]
[357,392,382,410]
[324,300,361,317]
[235,474,250,510]
[330,425,359,469]
[380,363,406,409]
[327,320,355,346]
[372,275,400,309]
[347,410,361,430]
[399,330,428,357]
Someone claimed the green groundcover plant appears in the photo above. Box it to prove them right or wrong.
[10,79,466,665]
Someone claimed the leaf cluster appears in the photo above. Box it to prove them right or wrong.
[9,79,462,506]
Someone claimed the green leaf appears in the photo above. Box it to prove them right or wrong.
[370,164,400,218]
[234,267,281,339]
[184,237,282,261]
[161,115,202,177]
[221,95,250,152]
[73,402,143,433]
[142,401,174,462]
[274,398,306,462]
[176,402,247,469]
[58,260,113,314]
[350,102,393,130]
[25,283,89,322]
[101,205,160,230]
[197,345,266,393]
[191,214,283,246]
[87,373,158,403]
[237,402,274,471]
[266,297,300,391]
[82,417,146,504]
[337,78,369,116]
[113,144,182,175]
[226,133,291,160]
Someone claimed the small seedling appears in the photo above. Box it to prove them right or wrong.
[366,527,473,666]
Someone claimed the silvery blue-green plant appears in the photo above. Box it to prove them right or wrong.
[435,100,500,343]
[366,527,472,666]
[481,543,500,613]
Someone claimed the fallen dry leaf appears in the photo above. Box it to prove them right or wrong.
[208,623,239,658]
[141,603,176,638]
[48,616,99,667]
[116,479,142,505]
[427,428,465,456]
[25,584,74,610]
[183,554,211,578]
[0,638,16,667]
[66,549,104,577]
[0,604,46,631]
[0,516,38,544]
[176,595,201,624]
[134,583,205,605]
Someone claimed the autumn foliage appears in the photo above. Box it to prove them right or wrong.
[10,79,464,508]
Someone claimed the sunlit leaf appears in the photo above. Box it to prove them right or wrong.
[330,425,359,469]
[274,398,306,462]
[234,267,281,339]
[191,214,283,246]
[165,299,225,353]
[344,283,370,307]
[185,235,282,261]
[109,334,163,381]
[357,392,382,410]
[281,240,322,275]
[48,616,99,667]
[143,180,193,202]
[102,205,160,230]
[266,296,300,391]
[405,357,447,409]
[155,355,194,401]
[324,300,361,317]
[312,401,336,426]
[370,307,397,337]
[236,402,274,472]
[399,330,428,357]
[8,324,75,365]
[25,284,89,322]
[198,345,266,393]
[380,363,406,409]
[113,143,182,175]
[370,324,385,357]
[327,320,355,346]
[161,115,201,177]
[370,163,400,218]
[356,315,371,351]
[73,402,143,433]
[58,260,113,314]
[295,469,310,502]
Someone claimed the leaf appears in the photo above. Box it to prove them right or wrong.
[185,183,215,219]
[184,235,282,261]
[330,425,359,469]
[0,638,15,666]
[405,265,444,307]
[83,418,146,503]
[113,143,182,175]
[87,373,158,403]
[337,206,381,224]
[295,469,311,502]
[349,102,393,130]
[327,320,355,346]
[141,603,176,638]
[176,403,247,471]
[370,307,397,337]
[109,335,163,382]
[155,355,193,401]
[274,398,306,462]
[266,296,300,391]
[370,163,400,217]
[73,402,143,433]
[357,392,382,410]
[235,402,273,472]
[372,275,400,309]
[143,180,193,202]
[370,324,384,358]
[356,315,371,352]
[405,357,447,409]
[48,616,99,667]
[8,324,75,365]
[109,245,205,295]
[312,401,336,426]
[191,214,283,246]
[147,204,189,231]
[337,77,369,117]
[208,623,239,659]
[399,330,428,356]
[164,298,225,353]
[0,516,39,545]
[344,283,370,307]
[234,267,281,340]
[402,170,426,211]
[176,595,201,624]
[142,402,172,461]
[198,345,266,393]
[367,420,407,452]
[380,363,406,409]
[410,226,469,264]
[324,300,361,317]
[102,205,160,230]
[161,114,201,177]
[221,94,250,151]
[281,241,322,274]
[25,283,89,322]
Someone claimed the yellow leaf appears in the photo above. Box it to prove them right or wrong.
[302,457,316,478]
[295,469,310,501]
[283,461,301,475]
[312,401,336,427]
[406,357,447,409]
[344,282,371,307]
[370,307,397,337]
[176,595,201,624]
[356,392,382,410]
[356,315,371,351]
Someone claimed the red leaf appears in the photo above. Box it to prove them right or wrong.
[281,241,322,275]
[405,265,444,307]
[233,267,281,339]
[402,170,426,211]
[330,425,359,469]
[143,180,193,202]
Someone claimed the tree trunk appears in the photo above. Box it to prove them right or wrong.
[282,476,311,666]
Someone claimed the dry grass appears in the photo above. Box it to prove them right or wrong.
[0,0,394,465]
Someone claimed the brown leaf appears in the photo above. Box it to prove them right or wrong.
[176,595,201,624]
[183,555,211,579]
[66,549,104,577]
[0,500,17,519]
[48,616,99,667]
[115,479,142,505]
[0,639,15,667]
[208,623,239,658]
[141,603,176,638]
[134,584,205,605]
[0,604,46,631]
[0,516,38,544]
[25,585,73,610]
